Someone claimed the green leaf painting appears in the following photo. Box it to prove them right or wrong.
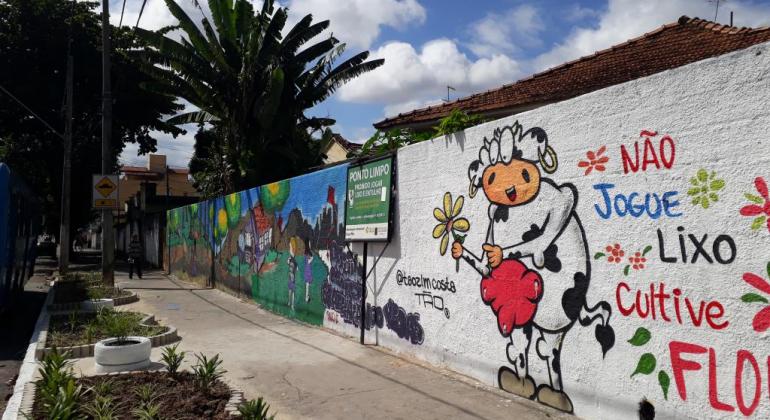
[658,371,671,400]
[628,327,651,346]
[687,168,725,209]
[742,293,769,304]
[631,353,656,377]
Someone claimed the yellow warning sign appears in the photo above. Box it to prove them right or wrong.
[92,174,119,209]
[95,177,117,198]
[95,199,117,207]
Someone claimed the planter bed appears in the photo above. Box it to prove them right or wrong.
[48,277,137,311]
[27,371,241,420]
[36,312,179,360]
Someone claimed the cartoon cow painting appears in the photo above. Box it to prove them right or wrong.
[446,122,615,413]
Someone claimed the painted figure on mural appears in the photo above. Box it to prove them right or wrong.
[287,238,298,310]
[304,244,314,303]
[447,122,615,413]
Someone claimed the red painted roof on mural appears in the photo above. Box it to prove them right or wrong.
[374,16,770,130]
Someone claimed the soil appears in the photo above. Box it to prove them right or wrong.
[31,371,232,419]
[46,312,167,348]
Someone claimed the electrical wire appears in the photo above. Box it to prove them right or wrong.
[119,0,127,27]
[0,84,64,139]
[135,0,148,29]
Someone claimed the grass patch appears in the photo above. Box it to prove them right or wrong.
[46,310,167,348]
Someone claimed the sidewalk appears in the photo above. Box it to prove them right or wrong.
[100,268,566,420]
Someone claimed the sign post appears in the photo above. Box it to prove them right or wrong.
[345,156,395,344]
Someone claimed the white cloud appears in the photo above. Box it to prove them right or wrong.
[287,0,426,49]
[337,39,520,115]
[563,4,602,23]
[533,0,770,72]
[466,5,544,58]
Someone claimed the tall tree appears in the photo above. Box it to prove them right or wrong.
[135,0,384,195]
[0,0,183,235]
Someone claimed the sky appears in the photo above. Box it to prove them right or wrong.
[112,0,770,169]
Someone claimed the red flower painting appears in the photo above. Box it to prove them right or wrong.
[577,146,609,175]
[742,262,770,333]
[740,177,770,233]
[480,259,543,336]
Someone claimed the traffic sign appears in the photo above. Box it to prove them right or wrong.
[92,174,119,209]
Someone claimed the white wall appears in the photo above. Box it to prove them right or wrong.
[341,41,770,419]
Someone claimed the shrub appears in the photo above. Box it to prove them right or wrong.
[97,308,132,344]
[191,353,226,392]
[238,397,276,420]
[160,344,185,375]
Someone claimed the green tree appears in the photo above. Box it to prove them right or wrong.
[0,0,183,235]
[135,0,383,194]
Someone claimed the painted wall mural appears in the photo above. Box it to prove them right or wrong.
[169,165,359,327]
[167,42,770,418]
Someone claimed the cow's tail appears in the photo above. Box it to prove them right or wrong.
[578,300,615,358]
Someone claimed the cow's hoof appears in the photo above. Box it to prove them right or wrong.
[536,386,574,413]
[498,366,536,399]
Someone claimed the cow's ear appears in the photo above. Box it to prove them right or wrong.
[468,159,483,198]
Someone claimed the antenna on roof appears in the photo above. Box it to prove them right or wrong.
[708,0,728,22]
[445,86,456,102]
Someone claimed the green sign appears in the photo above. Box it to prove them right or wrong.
[345,156,394,241]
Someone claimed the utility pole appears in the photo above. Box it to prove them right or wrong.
[101,0,115,287]
[59,33,74,275]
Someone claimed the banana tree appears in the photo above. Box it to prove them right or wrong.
[134,0,383,193]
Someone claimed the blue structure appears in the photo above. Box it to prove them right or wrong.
[0,164,40,311]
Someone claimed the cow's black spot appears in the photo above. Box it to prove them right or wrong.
[561,272,588,321]
[468,259,476,268]
[523,323,533,340]
[595,324,615,357]
[552,348,561,374]
[494,206,509,222]
[522,224,543,242]
[518,354,525,369]
[469,160,480,172]
[543,244,561,273]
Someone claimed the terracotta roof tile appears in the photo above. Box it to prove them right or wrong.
[374,16,770,130]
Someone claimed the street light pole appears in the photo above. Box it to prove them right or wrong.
[101,0,115,287]
[58,36,74,275]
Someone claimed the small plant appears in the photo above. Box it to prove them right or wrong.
[67,311,79,333]
[161,343,186,375]
[132,402,163,420]
[38,347,75,411]
[192,353,226,392]
[45,379,85,419]
[88,378,115,398]
[433,108,484,136]
[83,321,97,344]
[134,384,159,406]
[98,309,133,344]
[87,286,106,300]
[238,397,276,420]
[83,395,118,420]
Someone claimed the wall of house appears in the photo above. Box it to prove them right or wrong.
[168,40,770,418]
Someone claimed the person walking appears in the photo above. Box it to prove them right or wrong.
[128,233,143,279]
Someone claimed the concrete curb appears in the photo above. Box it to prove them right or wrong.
[1,285,54,420]
[46,288,139,312]
[35,313,180,361]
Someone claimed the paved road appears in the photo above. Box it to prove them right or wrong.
[100,269,567,420]
[0,257,53,413]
